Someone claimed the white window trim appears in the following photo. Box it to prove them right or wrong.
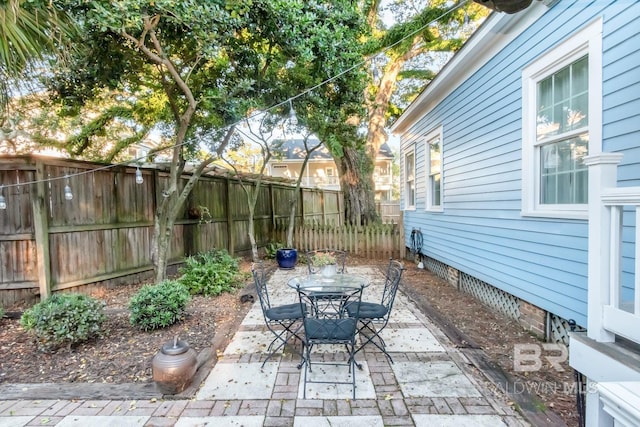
[425,126,444,212]
[521,18,602,220]
[403,145,416,211]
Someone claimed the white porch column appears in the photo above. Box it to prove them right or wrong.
[586,379,612,427]
[582,153,623,342]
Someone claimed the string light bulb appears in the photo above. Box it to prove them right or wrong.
[64,176,73,201]
[0,186,6,210]
[135,166,144,184]
[288,99,298,126]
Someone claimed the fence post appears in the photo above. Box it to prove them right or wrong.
[322,189,327,225]
[297,185,303,231]
[268,183,275,232]
[32,160,51,299]
[225,176,235,254]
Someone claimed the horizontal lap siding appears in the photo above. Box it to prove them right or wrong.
[401,0,633,327]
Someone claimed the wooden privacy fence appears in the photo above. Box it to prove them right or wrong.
[273,220,403,260]
[375,201,401,223]
[0,156,348,308]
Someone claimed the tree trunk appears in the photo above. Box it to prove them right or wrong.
[248,212,259,261]
[335,47,412,225]
[284,134,320,247]
[336,146,378,225]
[240,166,265,263]
[152,204,176,284]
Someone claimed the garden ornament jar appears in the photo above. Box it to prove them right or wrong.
[152,336,198,394]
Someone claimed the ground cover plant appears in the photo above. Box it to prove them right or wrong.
[179,249,246,296]
[128,280,191,331]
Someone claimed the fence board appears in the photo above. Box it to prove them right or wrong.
[286,222,401,260]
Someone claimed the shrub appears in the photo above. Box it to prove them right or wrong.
[179,249,244,296]
[264,242,284,259]
[20,293,106,352]
[129,280,190,331]
[0,306,4,319]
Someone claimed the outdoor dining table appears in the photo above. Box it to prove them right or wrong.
[287,273,370,294]
[287,273,370,319]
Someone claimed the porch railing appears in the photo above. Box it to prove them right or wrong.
[601,187,640,342]
[585,153,640,343]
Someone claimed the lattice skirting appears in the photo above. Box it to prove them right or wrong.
[459,273,521,320]
[425,257,451,283]
[548,313,582,346]
[423,255,571,344]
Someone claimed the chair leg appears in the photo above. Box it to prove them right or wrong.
[349,342,357,399]
[262,331,288,368]
[355,320,394,364]
[302,344,313,399]
[262,322,305,369]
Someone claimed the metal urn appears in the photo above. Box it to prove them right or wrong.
[152,336,198,394]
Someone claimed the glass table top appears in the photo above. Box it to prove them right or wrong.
[287,273,369,293]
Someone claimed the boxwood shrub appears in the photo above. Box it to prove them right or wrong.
[128,280,190,331]
[20,293,106,352]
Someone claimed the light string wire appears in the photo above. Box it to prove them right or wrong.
[0,0,469,193]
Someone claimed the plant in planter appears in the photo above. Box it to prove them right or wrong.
[311,252,337,266]
[311,251,338,277]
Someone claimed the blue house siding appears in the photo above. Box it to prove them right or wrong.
[396,0,640,328]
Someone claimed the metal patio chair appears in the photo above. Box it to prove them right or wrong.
[296,283,365,399]
[306,249,347,275]
[252,262,305,368]
[346,258,404,364]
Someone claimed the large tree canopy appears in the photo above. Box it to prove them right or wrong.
[30,0,368,275]
[330,0,488,225]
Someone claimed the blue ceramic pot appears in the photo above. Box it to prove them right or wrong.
[276,248,298,269]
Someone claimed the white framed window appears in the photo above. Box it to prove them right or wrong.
[404,147,416,210]
[425,127,443,211]
[326,167,334,176]
[521,19,602,219]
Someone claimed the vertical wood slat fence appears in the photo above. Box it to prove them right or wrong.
[0,156,404,308]
[273,219,404,260]
[375,201,401,223]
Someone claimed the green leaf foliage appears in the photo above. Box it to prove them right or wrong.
[35,0,367,161]
[264,242,284,260]
[20,293,106,352]
[178,249,244,296]
[128,280,191,331]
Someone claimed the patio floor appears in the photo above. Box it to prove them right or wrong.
[0,264,529,426]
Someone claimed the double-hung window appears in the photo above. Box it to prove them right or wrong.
[538,57,588,205]
[404,148,416,210]
[522,19,602,219]
[426,127,443,211]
